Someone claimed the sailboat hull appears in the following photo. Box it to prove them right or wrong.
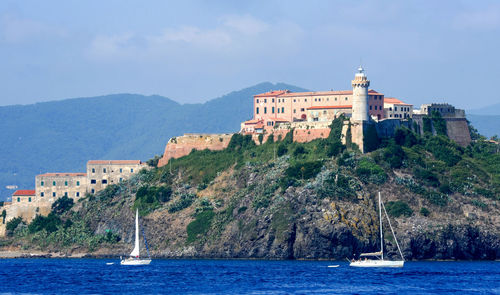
[350,260,404,268]
[120,258,152,265]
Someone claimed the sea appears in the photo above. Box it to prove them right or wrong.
[0,259,499,294]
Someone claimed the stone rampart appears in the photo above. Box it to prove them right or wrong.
[158,134,234,167]
[446,118,471,147]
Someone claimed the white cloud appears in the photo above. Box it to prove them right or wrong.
[86,15,304,62]
[0,14,66,43]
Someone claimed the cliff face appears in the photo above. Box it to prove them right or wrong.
[5,134,499,260]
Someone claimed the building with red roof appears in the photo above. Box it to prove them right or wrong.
[383,97,413,119]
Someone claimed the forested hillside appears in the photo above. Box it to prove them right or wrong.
[0,83,307,200]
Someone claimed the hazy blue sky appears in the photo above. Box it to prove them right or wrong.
[1,0,499,108]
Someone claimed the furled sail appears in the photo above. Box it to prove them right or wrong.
[360,251,383,257]
[129,209,140,257]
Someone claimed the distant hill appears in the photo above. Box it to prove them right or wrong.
[468,103,500,116]
[467,115,500,138]
[0,83,308,200]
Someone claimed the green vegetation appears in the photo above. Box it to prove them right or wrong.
[420,207,430,217]
[134,185,172,216]
[385,201,413,217]
[186,210,215,244]
[6,217,24,235]
[51,196,74,215]
[168,193,196,213]
[1,209,6,224]
[356,157,386,184]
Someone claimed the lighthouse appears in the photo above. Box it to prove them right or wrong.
[351,66,370,122]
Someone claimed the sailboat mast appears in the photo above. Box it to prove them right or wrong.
[135,209,140,255]
[378,192,383,259]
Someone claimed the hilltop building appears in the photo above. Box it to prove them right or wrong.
[384,97,413,119]
[0,160,146,235]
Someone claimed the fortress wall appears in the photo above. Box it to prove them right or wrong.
[0,202,51,236]
[446,118,471,147]
[158,134,234,167]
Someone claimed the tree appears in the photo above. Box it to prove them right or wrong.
[51,196,74,215]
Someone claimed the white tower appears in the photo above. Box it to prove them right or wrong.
[351,66,370,122]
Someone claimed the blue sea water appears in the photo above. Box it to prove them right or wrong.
[0,259,499,294]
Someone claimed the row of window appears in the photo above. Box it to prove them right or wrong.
[256,107,285,114]
[17,197,31,202]
[91,168,133,173]
[389,113,409,118]
[40,191,82,198]
[40,180,80,187]
[257,96,353,104]
[89,178,123,184]
[369,105,382,110]
[388,106,411,112]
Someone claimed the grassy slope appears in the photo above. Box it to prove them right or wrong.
[3,123,499,259]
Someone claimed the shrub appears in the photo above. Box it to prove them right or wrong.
[28,213,61,233]
[238,206,248,214]
[394,127,418,147]
[425,136,461,166]
[293,146,306,156]
[1,209,6,224]
[425,191,448,206]
[439,182,452,194]
[383,141,405,168]
[420,207,430,217]
[413,167,440,187]
[285,161,323,180]
[51,196,74,215]
[385,201,413,217]
[253,194,271,209]
[6,217,23,233]
[168,193,196,213]
[356,158,387,184]
[326,141,344,157]
[277,144,288,157]
[186,210,215,243]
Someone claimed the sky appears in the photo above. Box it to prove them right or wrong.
[1,0,499,109]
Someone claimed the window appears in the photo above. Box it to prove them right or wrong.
[327,98,329,101]
[264,99,267,103]
[272,98,274,103]
[41,192,44,197]
[102,179,107,184]
[52,192,56,197]
[370,106,372,110]
[119,178,123,182]
[17,197,20,202]
[90,179,96,184]
[120,168,123,173]
[374,106,377,110]
[314,98,317,102]
[41,181,44,186]
[53,181,56,186]
[293,99,296,102]
[103,168,107,173]
[65,181,68,186]
[389,107,392,111]
[281,107,284,113]
[91,189,95,194]
[131,169,134,173]
[64,192,68,197]
[91,168,95,173]
[390,114,393,118]
[272,107,275,113]
[256,99,259,103]
[293,109,296,113]
[335,97,337,101]
[256,107,259,114]
[264,107,267,114]
[29,197,31,202]
[395,107,398,111]
[277,108,280,113]
[323,110,327,115]
[76,181,80,186]
[305,99,307,102]
[76,192,80,197]
[300,108,305,112]
[345,97,348,101]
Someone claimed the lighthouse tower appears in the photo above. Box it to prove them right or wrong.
[351,66,370,122]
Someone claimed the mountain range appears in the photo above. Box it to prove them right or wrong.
[0,83,307,200]
[0,83,498,201]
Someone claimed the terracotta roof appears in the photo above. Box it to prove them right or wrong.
[307,105,352,110]
[269,117,289,122]
[384,97,412,106]
[13,190,36,196]
[242,119,263,125]
[255,89,384,98]
[87,160,142,165]
[255,123,264,129]
[254,90,290,97]
[37,173,87,177]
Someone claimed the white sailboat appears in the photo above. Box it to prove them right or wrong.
[120,209,152,265]
[350,192,405,268]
